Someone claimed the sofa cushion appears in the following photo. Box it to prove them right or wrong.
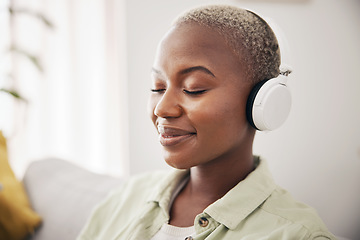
[23,158,123,240]
[0,131,41,240]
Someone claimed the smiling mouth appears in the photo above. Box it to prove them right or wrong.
[159,133,196,147]
[157,126,196,147]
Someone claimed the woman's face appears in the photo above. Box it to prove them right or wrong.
[148,23,255,169]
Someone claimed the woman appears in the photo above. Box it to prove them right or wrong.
[78,5,335,240]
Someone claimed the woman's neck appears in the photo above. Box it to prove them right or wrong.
[169,144,255,227]
[188,149,255,203]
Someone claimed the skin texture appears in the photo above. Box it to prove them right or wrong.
[148,23,256,227]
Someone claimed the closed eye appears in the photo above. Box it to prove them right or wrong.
[183,89,207,95]
[151,89,166,93]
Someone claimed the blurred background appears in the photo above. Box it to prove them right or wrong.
[0,0,359,239]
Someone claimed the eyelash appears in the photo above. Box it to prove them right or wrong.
[183,89,207,95]
[150,89,206,95]
[151,89,165,93]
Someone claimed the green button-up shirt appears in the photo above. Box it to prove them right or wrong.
[77,158,336,240]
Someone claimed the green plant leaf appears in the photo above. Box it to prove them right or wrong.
[9,46,43,72]
[0,88,27,102]
[8,7,54,29]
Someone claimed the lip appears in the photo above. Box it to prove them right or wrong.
[157,125,196,147]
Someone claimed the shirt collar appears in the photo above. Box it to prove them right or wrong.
[147,168,189,217]
[204,157,276,230]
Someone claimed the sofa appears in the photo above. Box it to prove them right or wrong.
[23,158,123,240]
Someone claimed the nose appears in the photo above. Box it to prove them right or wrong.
[154,89,183,119]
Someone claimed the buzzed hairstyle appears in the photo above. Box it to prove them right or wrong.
[173,5,281,84]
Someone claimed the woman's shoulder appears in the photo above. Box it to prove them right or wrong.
[119,170,170,189]
[77,170,173,239]
[258,185,335,239]
[108,169,172,203]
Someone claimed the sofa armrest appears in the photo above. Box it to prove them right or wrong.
[23,158,123,240]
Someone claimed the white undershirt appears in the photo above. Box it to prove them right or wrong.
[151,175,195,240]
[150,223,195,240]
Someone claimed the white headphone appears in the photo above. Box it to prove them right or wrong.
[246,67,292,131]
[245,10,293,131]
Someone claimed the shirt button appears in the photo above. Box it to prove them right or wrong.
[198,217,209,227]
[184,237,193,240]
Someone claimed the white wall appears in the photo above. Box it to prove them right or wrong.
[3,0,128,178]
[125,0,360,239]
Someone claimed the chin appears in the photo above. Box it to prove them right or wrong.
[164,155,195,170]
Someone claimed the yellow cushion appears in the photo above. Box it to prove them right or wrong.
[0,131,41,240]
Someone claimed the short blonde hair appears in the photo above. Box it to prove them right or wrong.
[173,5,281,83]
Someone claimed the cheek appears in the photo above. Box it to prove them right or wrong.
[189,96,245,126]
[186,93,248,143]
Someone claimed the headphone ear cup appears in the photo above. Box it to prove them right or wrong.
[246,77,292,131]
[246,80,268,130]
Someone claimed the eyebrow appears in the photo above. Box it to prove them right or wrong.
[180,66,216,78]
[151,66,216,78]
